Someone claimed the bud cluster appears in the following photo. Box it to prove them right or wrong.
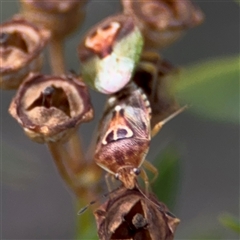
[1,0,204,239]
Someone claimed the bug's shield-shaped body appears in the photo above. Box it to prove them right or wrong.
[78,14,143,94]
[95,84,151,189]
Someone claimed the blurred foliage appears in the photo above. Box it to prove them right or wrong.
[173,56,239,124]
[2,140,39,189]
[234,0,240,5]
[152,146,181,211]
[219,212,240,234]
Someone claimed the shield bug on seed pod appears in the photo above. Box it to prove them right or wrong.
[94,83,185,191]
[78,14,144,94]
[94,83,152,190]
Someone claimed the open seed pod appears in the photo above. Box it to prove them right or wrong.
[133,52,180,128]
[121,0,204,50]
[9,73,93,143]
[78,14,144,94]
[20,0,87,38]
[94,186,180,240]
[0,16,50,90]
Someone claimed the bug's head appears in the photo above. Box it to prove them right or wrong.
[115,166,141,189]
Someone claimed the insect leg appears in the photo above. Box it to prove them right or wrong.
[143,160,159,184]
[140,168,150,195]
[105,172,116,192]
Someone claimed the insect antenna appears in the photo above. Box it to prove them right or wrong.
[151,105,188,137]
[77,187,120,215]
[135,182,176,218]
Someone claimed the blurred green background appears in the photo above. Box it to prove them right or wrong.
[1,1,239,239]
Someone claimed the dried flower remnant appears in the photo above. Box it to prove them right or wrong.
[94,186,180,240]
[94,83,152,190]
[0,16,50,89]
[121,0,204,49]
[20,0,87,38]
[78,14,144,94]
[9,73,93,143]
[134,52,180,128]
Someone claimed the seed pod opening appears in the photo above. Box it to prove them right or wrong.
[20,0,87,37]
[121,0,204,49]
[78,14,144,94]
[9,73,93,143]
[0,16,50,89]
[94,187,180,240]
[133,52,180,128]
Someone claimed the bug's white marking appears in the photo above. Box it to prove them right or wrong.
[115,105,121,111]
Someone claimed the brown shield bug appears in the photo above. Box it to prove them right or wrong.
[94,83,152,190]
[94,82,186,191]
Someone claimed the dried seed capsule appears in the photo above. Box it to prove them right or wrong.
[9,73,93,143]
[78,14,144,94]
[0,16,50,89]
[133,52,180,128]
[121,0,204,49]
[20,0,87,38]
[94,186,180,240]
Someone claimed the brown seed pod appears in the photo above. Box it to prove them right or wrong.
[20,0,88,38]
[133,52,180,128]
[121,0,204,49]
[0,16,50,89]
[9,73,93,143]
[94,186,180,240]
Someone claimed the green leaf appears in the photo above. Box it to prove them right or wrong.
[152,147,181,210]
[173,56,240,124]
[2,140,39,189]
[234,0,240,5]
[219,212,240,233]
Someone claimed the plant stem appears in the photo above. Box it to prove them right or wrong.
[48,36,87,190]
[47,141,77,192]
[66,131,85,173]
[49,37,65,75]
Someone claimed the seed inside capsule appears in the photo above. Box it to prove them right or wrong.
[27,85,71,117]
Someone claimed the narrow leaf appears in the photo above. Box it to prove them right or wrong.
[173,56,240,123]
[219,212,240,234]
